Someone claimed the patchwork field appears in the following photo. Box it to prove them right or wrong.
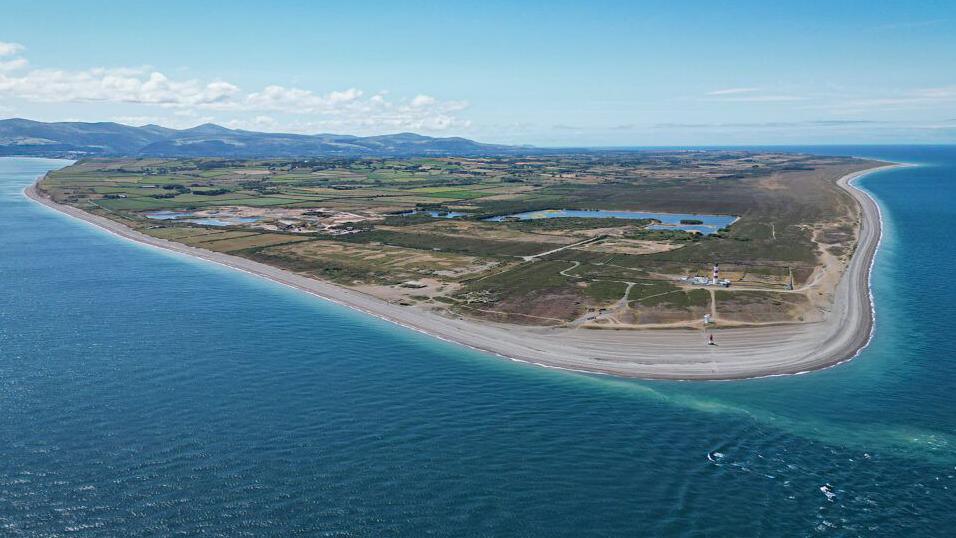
[40,151,883,328]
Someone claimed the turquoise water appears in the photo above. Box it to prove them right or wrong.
[485,208,736,234]
[1,149,954,535]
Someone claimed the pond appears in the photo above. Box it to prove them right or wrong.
[397,210,469,219]
[144,210,194,220]
[144,211,261,227]
[187,217,261,227]
[483,209,736,234]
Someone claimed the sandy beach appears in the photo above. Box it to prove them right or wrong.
[26,164,900,380]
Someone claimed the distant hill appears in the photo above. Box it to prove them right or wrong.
[0,118,529,158]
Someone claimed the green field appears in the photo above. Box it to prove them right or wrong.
[41,152,882,326]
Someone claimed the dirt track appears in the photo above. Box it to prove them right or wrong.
[26,164,900,380]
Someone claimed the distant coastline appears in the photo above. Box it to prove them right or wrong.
[26,163,902,380]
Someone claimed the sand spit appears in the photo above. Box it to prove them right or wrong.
[26,164,901,380]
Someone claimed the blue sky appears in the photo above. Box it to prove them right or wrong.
[1,0,955,145]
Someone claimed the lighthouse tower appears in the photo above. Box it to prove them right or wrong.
[712,263,719,285]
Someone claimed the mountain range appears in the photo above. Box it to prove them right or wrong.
[0,118,529,158]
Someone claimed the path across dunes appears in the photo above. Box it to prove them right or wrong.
[26,164,898,380]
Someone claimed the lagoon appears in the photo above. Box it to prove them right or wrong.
[145,210,261,227]
[484,208,736,233]
[397,209,469,219]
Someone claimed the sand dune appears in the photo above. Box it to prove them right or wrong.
[26,164,900,380]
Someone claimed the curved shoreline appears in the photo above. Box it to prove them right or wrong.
[25,164,901,381]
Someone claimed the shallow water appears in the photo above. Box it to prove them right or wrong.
[398,209,469,218]
[1,149,954,535]
[144,210,261,227]
[484,208,735,233]
[143,210,195,220]
[185,216,261,227]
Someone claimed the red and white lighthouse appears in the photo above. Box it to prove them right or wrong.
[712,263,719,285]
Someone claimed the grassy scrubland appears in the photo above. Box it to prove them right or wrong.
[41,151,881,325]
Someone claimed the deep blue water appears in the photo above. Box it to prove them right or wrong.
[1,149,954,536]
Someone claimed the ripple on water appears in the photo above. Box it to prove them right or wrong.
[2,154,956,535]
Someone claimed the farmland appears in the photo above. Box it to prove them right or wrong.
[39,151,884,328]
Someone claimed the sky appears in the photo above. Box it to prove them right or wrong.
[1,0,955,146]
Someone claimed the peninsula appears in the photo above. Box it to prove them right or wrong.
[28,150,894,379]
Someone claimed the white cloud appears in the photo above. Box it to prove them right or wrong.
[825,86,956,112]
[707,87,761,96]
[239,85,469,131]
[0,43,471,133]
[717,94,806,102]
[703,87,809,103]
[0,41,24,56]
[0,41,27,72]
[110,114,215,128]
[911,86,956,99]
[244,85,363,112]
[328,88,363,103]
[704,84,956,113]
[0,58,27,71]
[0,67,240,107]
[703,91,806,103]
[410,94,436,107]
[223,115,279,131]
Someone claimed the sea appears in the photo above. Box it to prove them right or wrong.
[1,146,954,536]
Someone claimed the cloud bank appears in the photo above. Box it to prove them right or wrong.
[0,41,470,134]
